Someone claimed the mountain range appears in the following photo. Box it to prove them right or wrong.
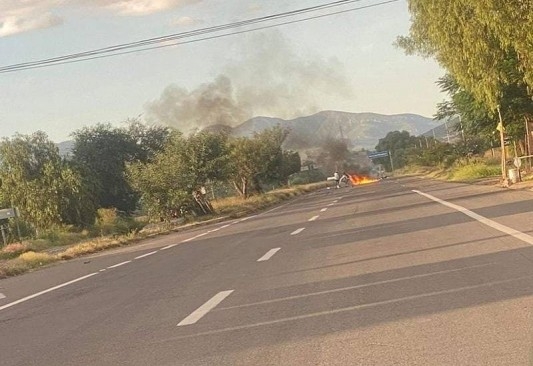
[57,111,440,156]
[232,110,440,151]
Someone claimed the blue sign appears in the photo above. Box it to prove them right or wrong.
[368,151,389,159]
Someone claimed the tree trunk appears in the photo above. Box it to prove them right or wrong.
[233,177,248,199]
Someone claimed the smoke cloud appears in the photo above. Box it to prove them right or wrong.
[146,31,354,132]
[147,75,249,130]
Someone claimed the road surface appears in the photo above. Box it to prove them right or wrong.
[2,176,533,365]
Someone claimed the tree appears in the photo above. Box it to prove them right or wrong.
[128,132,194,221]
[71,122,169,212]
[398,1,533,110]
[436,73,533,148]
[229,137,262,198]
[125,119,171,162]
[229,126,289,198]
[0,132,96,231]
[375,131,418,170]
[127,130,231,220]
[180,131,231,188]
[280,150,301,184]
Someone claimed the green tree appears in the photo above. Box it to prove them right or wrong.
[127,130,231,220]
[398,1,532,110]
[375,131,418,170]
[180,131,231,188]
[229,126,290,198]
[126,119,171,162]
[128,132,194,221]
[436,73,533,148]
[0,132,96,231]
[280,150,302,184]
[72,122,169,212]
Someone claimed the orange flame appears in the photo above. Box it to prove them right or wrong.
[348,174,378,185]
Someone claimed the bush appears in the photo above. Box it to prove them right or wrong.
[93,208,146,236]
[450,163,501,181]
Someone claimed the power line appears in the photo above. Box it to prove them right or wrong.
[0,0,400,73]
[2,0,363,72]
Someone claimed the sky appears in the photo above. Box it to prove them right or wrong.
[0,0,445,142]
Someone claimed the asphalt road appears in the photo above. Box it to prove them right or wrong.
[2,176,533,365]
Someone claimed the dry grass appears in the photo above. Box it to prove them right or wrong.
[0,251,58,278]
[58,238,123,260]
[212,183,326,217]
[0,242,29,260]
[0,182,327,278]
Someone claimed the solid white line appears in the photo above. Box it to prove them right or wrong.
[413,190,533,245]
[0,293,5,300]
[107,261,131,269]
[181,237,194,243]
[240,215,257,222]
[177,290,234,326]
[291,228,305,235]
[0,273,98,312]
[134,251,158,259]
[257,248,281,262]
[160,244,177,250]
[320,208,328,212]
[308,215,319,222]
[219,224,231,229]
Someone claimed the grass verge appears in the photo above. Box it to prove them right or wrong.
[0,182,327,278]
[449,162,501,181]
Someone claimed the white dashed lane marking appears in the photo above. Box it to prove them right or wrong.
[0,293,5,300]
[107,261,131,269]
[0,273,98,312]
[308,215,319,222]
[320,208,328,212]
[257,248,281,262]
[134,251,158,259]
[160,244,177,251]
[177,290,234,326]
[291,228,305,235]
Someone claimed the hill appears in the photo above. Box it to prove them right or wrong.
[233,111,440,150]
[56,111,440,155]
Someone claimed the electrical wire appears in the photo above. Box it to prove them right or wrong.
[0,0,400,73]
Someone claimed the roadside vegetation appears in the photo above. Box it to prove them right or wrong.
[0,121,330,277]
[2,1,532,277]
[372,1,533,184]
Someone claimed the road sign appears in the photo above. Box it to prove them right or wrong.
[514,157,522,168]
[368,151,389,159]
[0,208,17,220]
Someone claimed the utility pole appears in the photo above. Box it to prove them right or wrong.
[526,116,532,172]
[497,106,508,186]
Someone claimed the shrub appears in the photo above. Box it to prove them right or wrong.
[93,208,146,236]
[450,163,501,181]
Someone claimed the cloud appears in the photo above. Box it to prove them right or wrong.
[0,0,203,37]
[83,0,202,16]
[171,16,202,27]
[0,1,63,37]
